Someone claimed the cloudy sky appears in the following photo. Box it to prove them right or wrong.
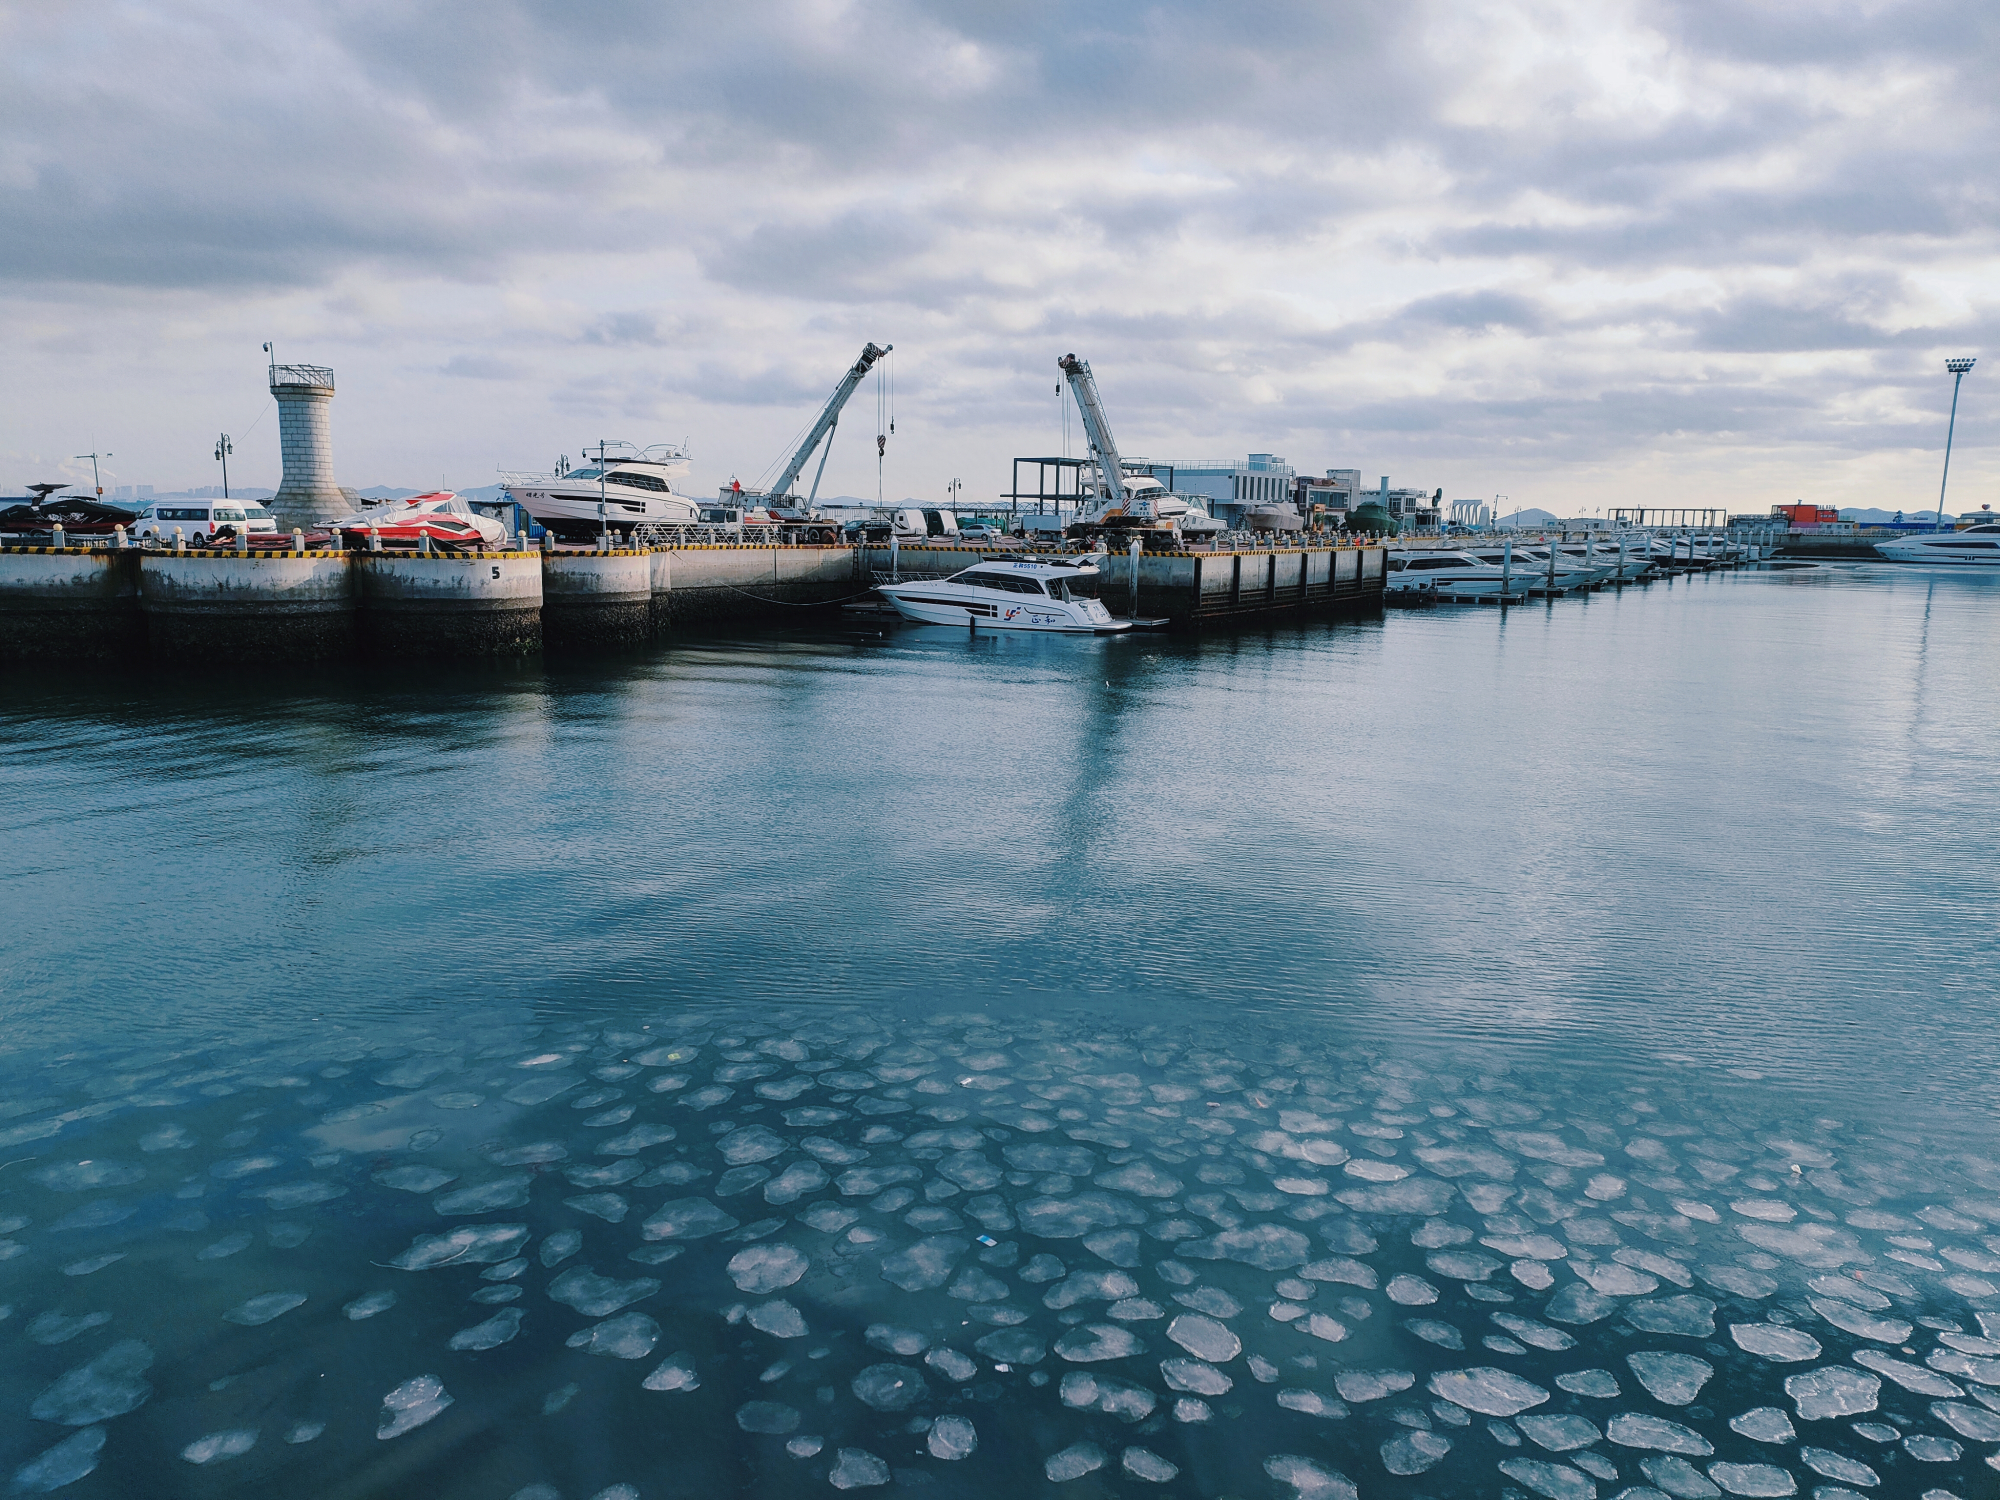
[3,0,1994,514]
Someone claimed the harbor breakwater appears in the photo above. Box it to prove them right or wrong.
[0,541,1387,662]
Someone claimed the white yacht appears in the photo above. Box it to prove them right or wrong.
[1874,524,2000,565]
[499,444,700,542]
[1466,545,1596,592]
[1386,551,1523,597]
[875,557,1132,633]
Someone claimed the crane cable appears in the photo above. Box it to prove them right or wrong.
[875,352,890,504]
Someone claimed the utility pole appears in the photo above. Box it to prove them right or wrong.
[1937,357,1976,532]
[215,433,233,499]
[74,450,112,497]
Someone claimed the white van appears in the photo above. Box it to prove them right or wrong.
[868,507,959,541]
[131,501,281,545]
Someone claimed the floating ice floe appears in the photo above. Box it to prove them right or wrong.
[1428,1367,1550,1417]
[31,1340,153,1425]
[1627,1351,1712,1405]
[224,1291,306,1326]
[547,1268,658,1317]
[1607,1412,1712,1454]
[377,1375,453,1439]
[1785,1367,1880,1421]
[182,1429,258,1464]
[11,1428,106,1492]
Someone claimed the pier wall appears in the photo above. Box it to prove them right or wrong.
[0,547,143,659]
[1,539,1384,665]
[652,546,859,625]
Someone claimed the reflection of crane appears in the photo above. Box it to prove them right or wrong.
[764,342,892,515]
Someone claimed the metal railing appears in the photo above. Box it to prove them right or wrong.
[268,363,334,390]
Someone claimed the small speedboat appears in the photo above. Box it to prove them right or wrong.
[875,556,1132,633]
[1873,524,2000,565]
[328,493,508,551]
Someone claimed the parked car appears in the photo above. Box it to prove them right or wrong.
[132,501,280,545]
[958,523,1000,541]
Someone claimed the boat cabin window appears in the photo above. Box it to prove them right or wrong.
[959,570,1032,593]
[609,471,668,493]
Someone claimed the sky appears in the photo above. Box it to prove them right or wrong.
[2,0,1996,516]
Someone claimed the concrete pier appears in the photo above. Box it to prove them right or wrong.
[356,552,542,657]
[2,538,1384,667]
[652,545,860,626]
[543,550,653,648]
[140,550,355,661]
[0,547,143,660]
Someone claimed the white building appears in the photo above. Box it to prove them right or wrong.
[1142,454,1297,529]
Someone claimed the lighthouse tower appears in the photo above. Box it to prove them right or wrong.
[267,360,344,529]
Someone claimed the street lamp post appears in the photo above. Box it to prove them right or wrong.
[74,450,112,497]
[1937,357,1976,532]
[215,433,233,500]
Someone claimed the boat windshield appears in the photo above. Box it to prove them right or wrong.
[1052,572,1098,601]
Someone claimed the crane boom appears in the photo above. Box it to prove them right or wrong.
[1058,353,1128,504]
[767,342,892,508]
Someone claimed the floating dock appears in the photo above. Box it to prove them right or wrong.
[0,539,1387,663]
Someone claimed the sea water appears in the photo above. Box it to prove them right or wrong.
[0,562,1996,1498]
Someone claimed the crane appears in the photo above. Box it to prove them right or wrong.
[1058,353,1172,536]
[763,342,892,516]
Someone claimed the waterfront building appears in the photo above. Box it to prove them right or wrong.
[1142,454,1297,529]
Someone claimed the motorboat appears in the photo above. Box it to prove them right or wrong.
[500,444,700,542]
[1465,545,1596,592]
[0,486,139,541]
[1554,534,1652,582]
[875,556,1132,633]
[1873,524,2000,565]
[326,493,508,551]
[1386,550,1522,597]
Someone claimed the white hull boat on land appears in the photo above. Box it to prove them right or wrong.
[500,445,700,542]
[1874,524,2000,564]
[875,557,1131,633]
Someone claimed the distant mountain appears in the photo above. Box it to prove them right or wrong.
[1494,507,1560,528]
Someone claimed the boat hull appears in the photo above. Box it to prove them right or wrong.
[502,484,700,541]
[877,589,1131,633]
[1872,539,2000,565]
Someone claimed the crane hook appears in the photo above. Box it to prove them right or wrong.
[877,433,886,458]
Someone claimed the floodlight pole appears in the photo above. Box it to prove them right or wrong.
[74,450,112,497]
[215,433,233,500]
[1937,357,1975,532]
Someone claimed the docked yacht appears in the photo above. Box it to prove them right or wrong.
[1386,551,1522,597]
[499,444,700,542]
[1873,524,2000,565]
[1466,545,1597,592]
[875,557,1132,633]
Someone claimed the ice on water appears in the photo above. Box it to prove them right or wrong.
[11,1010,2000,1498]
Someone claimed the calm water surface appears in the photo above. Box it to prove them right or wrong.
[1,562,1996,1499]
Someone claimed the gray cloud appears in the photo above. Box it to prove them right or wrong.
[1,0,1994,507]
